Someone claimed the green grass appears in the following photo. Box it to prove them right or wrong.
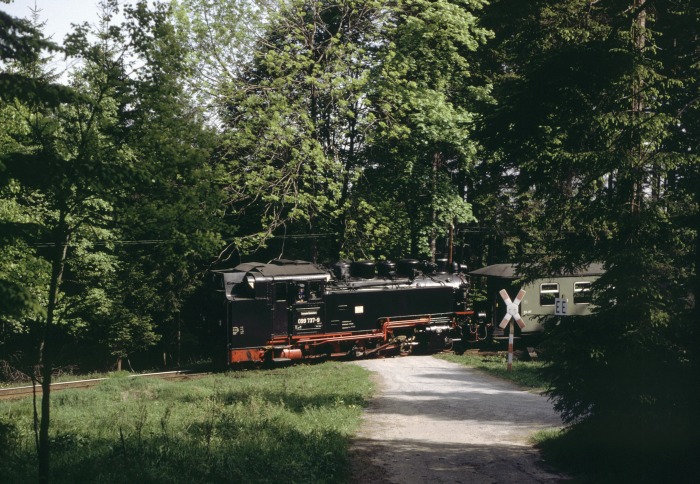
[0,361,374,483]
[435,351,547,391]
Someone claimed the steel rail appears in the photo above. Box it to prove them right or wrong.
[0,370,204,400]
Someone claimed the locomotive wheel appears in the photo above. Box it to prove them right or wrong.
[444,337,454,351]
[399,340,413,356]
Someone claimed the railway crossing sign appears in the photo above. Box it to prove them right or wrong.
[499,288,526,372]
[499,289,526,330]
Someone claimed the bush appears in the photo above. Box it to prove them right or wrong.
[540,313,696,429]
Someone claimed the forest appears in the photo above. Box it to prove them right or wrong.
[1,0,698,478]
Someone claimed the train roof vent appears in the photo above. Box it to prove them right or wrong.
[377,260,396,278]
[397,259,420,278]
[351,260,376,279]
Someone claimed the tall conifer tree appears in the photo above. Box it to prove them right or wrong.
[477,0,699,435]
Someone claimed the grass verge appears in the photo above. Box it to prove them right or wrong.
[0,361,374,483]
[435,351,547,391]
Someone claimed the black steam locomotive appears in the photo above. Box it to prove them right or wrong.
[205,258,487,365]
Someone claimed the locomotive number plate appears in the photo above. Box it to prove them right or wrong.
[293,306,323,333]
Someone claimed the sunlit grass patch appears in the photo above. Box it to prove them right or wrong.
[435,351,547,391]
[0,361,374,483]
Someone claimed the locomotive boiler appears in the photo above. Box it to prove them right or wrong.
[205,258,485,365]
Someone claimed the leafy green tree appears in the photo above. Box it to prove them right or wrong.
[0,6,70,331]
[110,0,225,366]
[1,9,134,479]
[362,0,490,260]
[194,0,389,260]
[39,0,225,370]
[2,1,224,479]
[177,0,491,262]
[172,0,275,116]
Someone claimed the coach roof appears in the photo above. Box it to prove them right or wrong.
[470,263,604,278]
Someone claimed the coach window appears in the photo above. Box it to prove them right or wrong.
[539,283,559,306]
[574,282,592,304]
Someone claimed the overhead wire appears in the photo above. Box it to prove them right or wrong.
[25,233,338,248]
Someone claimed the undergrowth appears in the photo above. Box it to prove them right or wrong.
[532,415,699,483]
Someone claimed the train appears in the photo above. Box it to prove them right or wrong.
[204,258,489,365]
[469,263,603,336]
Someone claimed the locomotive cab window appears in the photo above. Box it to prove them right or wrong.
[574,282,592,304]
[296,283,307,302]
[275,283,288,302]
[306,281,323,301]
[539,283,559,306]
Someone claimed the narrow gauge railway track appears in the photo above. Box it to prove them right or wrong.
[0,370,208,400]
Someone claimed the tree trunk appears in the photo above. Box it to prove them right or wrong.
[38,216,70,483]
[693,161,700,420]
[448,223,453,265]
[429,152,441,262]
[630,0,647,213]
[38,359,53,483]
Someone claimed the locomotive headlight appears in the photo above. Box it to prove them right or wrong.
[246,275,255,289]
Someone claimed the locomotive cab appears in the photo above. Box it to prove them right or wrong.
[212,260,331,363]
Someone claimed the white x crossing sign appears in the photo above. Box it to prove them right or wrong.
[499,289,526,330]
[499,288,526,372]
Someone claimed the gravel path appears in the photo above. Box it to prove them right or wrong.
[349,355,567,483]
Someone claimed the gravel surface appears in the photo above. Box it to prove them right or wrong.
[349,355,567,483]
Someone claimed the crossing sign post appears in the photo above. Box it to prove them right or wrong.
[499,289,526,372]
